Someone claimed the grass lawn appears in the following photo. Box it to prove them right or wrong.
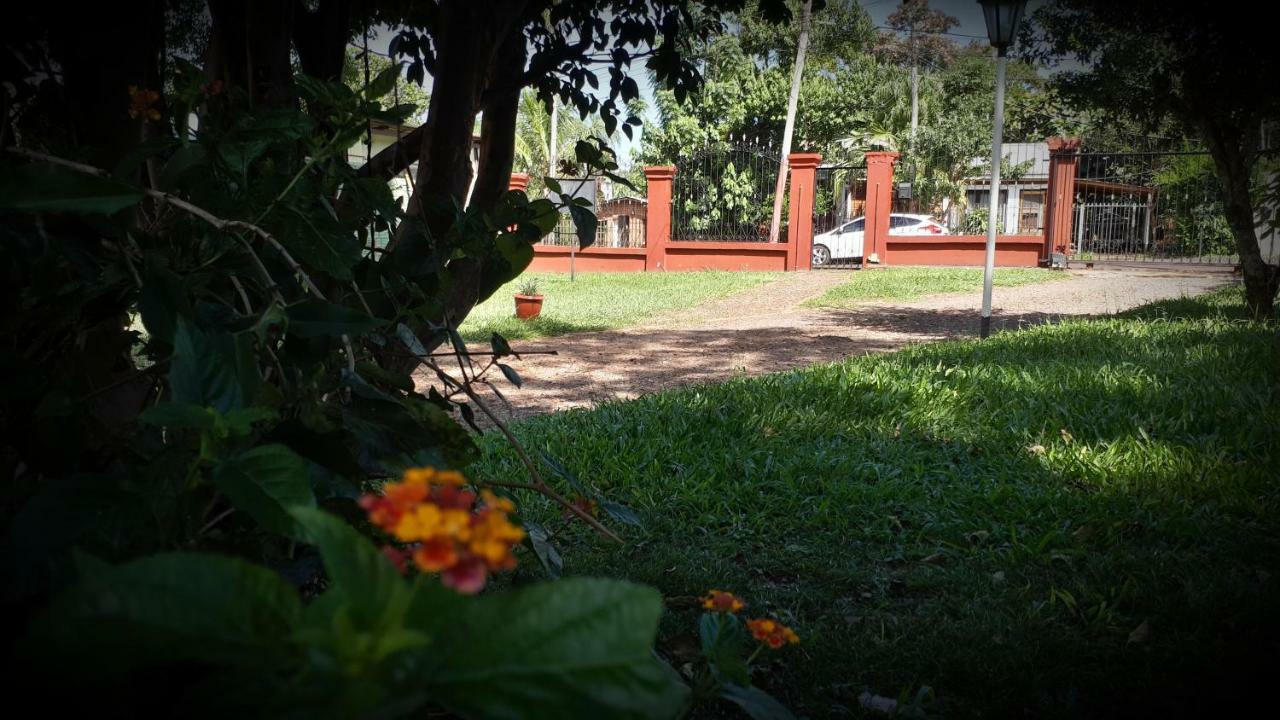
[459,271,780,341]
[475,286,1280,719]
[804,266,1066,309]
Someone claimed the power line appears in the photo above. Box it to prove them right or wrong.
[875,25,988,40]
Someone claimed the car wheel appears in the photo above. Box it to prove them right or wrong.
[812,244,831,267]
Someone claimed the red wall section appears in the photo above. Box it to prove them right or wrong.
[527,246,648,273]
[662,242,789,271]
[885,235,1044,267]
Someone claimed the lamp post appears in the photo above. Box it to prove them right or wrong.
[977,0,1026,339]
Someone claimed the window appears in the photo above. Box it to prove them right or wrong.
[1018,190,1045,234]
[890,216,918,228]
[843,219,865,232]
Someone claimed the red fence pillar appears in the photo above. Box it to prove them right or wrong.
[785,152,823,271]
[864,151,900,267]
[1043,137,1081,261]
[643,166,676,271]
[509,172,530,193]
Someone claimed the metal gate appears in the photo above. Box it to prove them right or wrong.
[811,164,866,268]
[1072,151,1239,264]
[671,138,779,242]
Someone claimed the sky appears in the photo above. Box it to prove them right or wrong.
[363,1,1043,164]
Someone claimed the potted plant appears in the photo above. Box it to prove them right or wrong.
[514,277,544,320]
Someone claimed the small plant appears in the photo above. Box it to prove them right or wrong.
[518,277,541,296]
[685,589,801,717]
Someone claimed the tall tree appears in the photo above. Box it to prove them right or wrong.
[767,0,810,243]
[1026,0,1280,317]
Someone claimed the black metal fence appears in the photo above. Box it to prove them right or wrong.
[542,213,645,248]
[671,139,781,242]
[1072,151,1238,264]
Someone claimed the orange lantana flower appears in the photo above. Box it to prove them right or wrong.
[702,589,745,613]
[747,618,800,649]
[360,468,524,594]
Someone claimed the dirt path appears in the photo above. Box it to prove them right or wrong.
[449,266,1233,422]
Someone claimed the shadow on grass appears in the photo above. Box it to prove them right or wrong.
[477,294,1280,719]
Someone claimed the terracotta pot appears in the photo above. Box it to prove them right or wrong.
[514,294,544,320]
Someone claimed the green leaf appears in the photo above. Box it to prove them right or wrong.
[139,402,218,431]
[285,299,382,338]
[222,407,277,436]
[355,361,415,393]
[498,362,523,389]
[0,164,144,215]
[490,332,514,358]
[569,204,598,250]
[720,683,797,720]
[212,444,315,536]
[169,318,258,413]
[290,507,412,629]
[524,521,563,579]
[414,578,689,719]
[527,198,561,234]
[600,500,643,528]
[138,255,191,347]
[700,612,749,686]
[271,204,361,281]
[27,552,301,673]
[364,62,402,100]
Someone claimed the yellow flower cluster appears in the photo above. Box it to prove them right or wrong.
[360,467,524,594]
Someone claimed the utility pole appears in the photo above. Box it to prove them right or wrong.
[548,96,558,177]
[768,0,812,245]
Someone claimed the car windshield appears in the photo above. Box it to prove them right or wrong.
[844,219,864,232]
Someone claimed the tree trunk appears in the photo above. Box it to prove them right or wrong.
[293,0,352,82]
[49,2,166,166]
[383,0,528,363]
[1201,117,1278,318]
[207,0,296,108]
[767,0,811,244]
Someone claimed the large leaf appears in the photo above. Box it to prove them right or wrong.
[272,203,362,280]
[26,552,301,673]
[169,318,259,413]
[720,683,797,720]
[569,203,599,250]
[700,612,749,687]
[289,507,412,629]
[138,255,192,347]
[213,444,315,536]
[285,299,382,338]
[414,578,689,719]
[0,163,144,215]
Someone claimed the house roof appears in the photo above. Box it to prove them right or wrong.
[967,142,1051,180]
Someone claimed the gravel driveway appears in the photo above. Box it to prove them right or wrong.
[449,265,1234,422]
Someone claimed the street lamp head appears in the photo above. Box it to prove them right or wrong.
[978,0,1027,56]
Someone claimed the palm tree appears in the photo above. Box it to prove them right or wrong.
[513,89,602,194]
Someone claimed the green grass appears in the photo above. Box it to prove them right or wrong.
[804,266,1066,308]
[458,271,780,342]
[476,286,1280,719]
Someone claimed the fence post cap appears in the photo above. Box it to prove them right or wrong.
[864,151,901,166]
[1047,137,1083,153]
[786,152,824,169]
[642,165,677,180]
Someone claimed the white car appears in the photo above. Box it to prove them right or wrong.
[812,213,948,266]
